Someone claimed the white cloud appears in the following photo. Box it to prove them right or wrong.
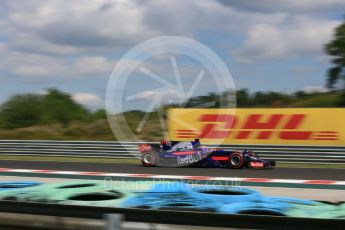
[4,0,159,49]
[9,33,78,55]
[1,0,340,69]
[0,44,6,53]
[303,85,329,93]
[73,56,114,76]
[72,93,103,107]
[14,65,51,77]
[37,90,48,95]
[289,66,318,73]
[219,0,345,13]
[127,89,180,103]
[235,16,340,62]
[0,52,66,78]
[0,35,72,81]
[0,0,343,99]
[1,0,290,54]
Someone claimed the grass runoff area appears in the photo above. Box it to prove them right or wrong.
[0,155,344,169]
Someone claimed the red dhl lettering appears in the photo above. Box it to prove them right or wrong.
[175,114,339,141]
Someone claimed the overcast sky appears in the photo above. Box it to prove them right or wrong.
[0,0,344,109]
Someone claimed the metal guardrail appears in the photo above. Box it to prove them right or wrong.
[0,140,345,164]
[0,200,344,230]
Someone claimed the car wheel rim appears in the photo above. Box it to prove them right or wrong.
[231,155,241,166]
[143,154,153,164]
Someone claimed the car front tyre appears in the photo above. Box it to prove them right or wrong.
[228,152,244,169]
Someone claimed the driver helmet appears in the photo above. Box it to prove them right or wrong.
[177,142,194,151]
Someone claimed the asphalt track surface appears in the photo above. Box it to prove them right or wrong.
[0,160,344,180]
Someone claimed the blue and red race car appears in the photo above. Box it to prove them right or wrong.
[138,139,275,169]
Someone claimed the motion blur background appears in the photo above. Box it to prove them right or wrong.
[0,2,345,229]
[0,0,344,141]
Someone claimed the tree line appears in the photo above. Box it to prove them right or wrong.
[0,88,106,129]
[0,88,342,129]
[183,89,341,108]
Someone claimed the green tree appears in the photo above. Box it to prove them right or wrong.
[0,89,91,129]
[295,91,307,99]
[237,89,251,107]
[41,88,89,127]
[91,109,107,120]
[253,91,290,107]
[325,17,345,105]
[0,94,43,128]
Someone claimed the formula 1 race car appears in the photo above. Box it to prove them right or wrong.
[138,139,275,169]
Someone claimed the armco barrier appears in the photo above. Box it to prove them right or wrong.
[0,140,345,164]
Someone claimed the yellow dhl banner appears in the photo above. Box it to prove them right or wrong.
[168,108,345,146]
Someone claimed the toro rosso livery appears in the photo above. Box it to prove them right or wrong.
[138,139,275,169]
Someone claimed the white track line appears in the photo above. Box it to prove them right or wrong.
[0,168,344,186]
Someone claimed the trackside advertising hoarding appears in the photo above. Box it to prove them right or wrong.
[168,108,345,146]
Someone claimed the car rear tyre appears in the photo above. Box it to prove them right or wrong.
[228,152,244,169]
[141,152,156,167]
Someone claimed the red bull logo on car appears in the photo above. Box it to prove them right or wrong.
[177,152,202,165]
